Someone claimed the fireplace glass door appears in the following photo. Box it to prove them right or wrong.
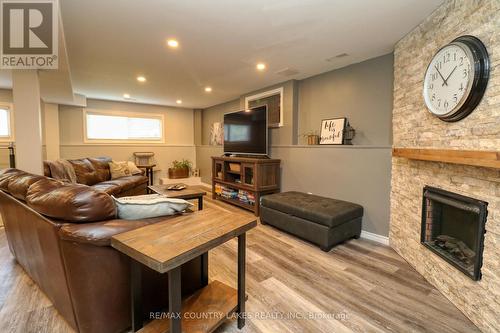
[421,186,488,281]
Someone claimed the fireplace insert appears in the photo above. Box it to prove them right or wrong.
[421,186,488,281]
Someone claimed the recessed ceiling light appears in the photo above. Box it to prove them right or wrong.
[256,63,266,71]
[167,39,179,48]
[137,76,146,82]
[176,99,182,104]
[123,93,131,99]
[204,86,212,92]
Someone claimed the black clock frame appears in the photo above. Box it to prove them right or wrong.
[425,35,490,122]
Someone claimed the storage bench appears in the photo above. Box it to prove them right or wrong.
[260,191,363,251]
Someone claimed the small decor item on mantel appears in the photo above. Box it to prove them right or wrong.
[319,118,347,145]
[168,159,192,179]
[343,123,356,145]
[209,122,224,146]
[300,131,320,145]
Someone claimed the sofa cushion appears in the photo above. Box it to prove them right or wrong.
[68,158,100,186]
[58,216,171,246]
[26,178,116,223]
[46,159,77,183]
[0,168,26,192]
[7,173,46,201]
[96,175,148,193]
[88,157,112,183]
[260,191,363,228]
[91,183,122,196]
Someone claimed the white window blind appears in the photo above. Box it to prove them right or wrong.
[85,112,163,141]
[0,108,11,137]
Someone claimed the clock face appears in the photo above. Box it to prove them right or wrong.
[423,42,474,117]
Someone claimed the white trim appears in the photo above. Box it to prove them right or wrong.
[244,87,284,127]
[0,103,14,142]
[83,109,165,144]
[360,230,389,246]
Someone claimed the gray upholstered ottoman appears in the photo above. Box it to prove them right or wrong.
[260,191,363,251]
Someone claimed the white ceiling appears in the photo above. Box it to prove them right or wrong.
[0,0,443,109]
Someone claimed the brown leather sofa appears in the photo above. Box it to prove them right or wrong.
[0,168,204,333]
[44,157,148,197]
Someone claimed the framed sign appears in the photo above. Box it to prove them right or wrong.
[319,118,346,145]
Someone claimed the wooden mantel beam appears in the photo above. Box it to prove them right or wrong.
[392,148,500,170]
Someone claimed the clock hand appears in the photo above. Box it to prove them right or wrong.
[442,66,458,86]
[434,66,448,86]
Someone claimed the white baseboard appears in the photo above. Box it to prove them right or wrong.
[360,230,389,246]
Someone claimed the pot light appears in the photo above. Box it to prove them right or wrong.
[123,93,131,99]
[167,39,179,48]
[176,99,182,104]
[256,63,266,71]
[137,76,146,82]
[204,86,212,92]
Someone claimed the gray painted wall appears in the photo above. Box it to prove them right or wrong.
[298,54,393,146]
[197,53,393,236]
[270,146,392,236]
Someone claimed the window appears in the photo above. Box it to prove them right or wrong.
[0,106,13,141]
[245,87,283,128]
[84,110,164,142]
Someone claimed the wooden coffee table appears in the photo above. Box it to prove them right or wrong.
[149,184,207,210]
[111,209,257,333]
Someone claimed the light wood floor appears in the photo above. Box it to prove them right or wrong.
[0,193,479,333]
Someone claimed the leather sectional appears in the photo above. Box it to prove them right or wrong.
[0,168,205,333]
[43,157,148,197]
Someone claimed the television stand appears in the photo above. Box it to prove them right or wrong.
[212,156,280,216]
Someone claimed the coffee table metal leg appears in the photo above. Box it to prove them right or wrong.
[168,266,182,333]
[131,259,143,332]
[198,196,203,210]
[237,233,246,329]
[201,252,209,286]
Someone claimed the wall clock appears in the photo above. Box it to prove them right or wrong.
[423,35,489,122]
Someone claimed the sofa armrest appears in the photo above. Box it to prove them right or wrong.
[58,215,176,246]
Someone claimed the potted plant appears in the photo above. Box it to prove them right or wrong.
[300,131,320,145]
[168,159,192,179]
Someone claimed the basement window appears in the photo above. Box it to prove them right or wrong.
[0,106,14,142]
[84,110,164,143]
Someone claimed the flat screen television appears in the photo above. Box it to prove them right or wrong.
[223,106,268,155]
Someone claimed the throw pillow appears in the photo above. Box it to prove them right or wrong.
[109,161,131,179]
[127,161,143,175]
[112,194,193,220]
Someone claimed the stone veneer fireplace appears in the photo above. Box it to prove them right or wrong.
[421,186,488,281]
[390,1,499,332]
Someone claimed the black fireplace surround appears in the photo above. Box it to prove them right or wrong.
[421,186,488,281]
